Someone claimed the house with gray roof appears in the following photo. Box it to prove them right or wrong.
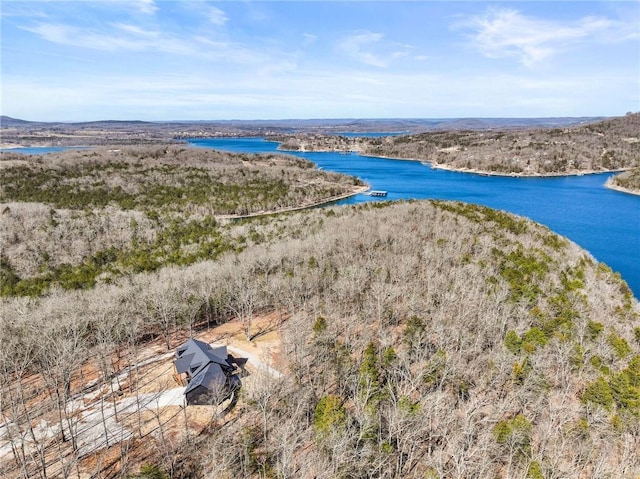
[174,338,242,405]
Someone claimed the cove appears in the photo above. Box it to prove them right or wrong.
[190,137,640,299]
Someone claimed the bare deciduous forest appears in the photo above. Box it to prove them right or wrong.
[0,146,364,296]
[610,167,640,194]
[0,116,602,148]
[1,142,639,478]
[274,113,640,179]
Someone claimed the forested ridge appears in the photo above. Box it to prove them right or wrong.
[1,145,639,478]
[0,146,363,296]
[274,113,640,177]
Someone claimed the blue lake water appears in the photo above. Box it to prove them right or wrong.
[1,146,87,154]
[190,137,640,298]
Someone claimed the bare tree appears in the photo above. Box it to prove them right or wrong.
[222,264,261,341]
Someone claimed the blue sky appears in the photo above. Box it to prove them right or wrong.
[1,1,638,121]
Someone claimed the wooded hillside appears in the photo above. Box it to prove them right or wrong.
[274,113,640,176]
[610,167,640,194]
[0,146,363,296]
[1,198,638,478]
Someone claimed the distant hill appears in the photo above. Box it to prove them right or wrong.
[425,116,605,131]
[0,114,616,148]
[0,116,605,132]
[71,119,153,126]
[0,116,38,127]
[0,116,156,127]
[275,113,640,176]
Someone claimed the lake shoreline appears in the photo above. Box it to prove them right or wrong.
[424,161,627,179]
[215,184,370,222]
[3,140,632,181]
[190,137,640,297]
[604,177,640,197]
[276,145,630,179]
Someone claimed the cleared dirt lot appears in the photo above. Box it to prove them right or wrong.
[0,314,285,478]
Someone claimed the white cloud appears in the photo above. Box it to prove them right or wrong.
[208,6,228,26]
[5,64,637,120]
[338,32,389,68]
[6,3,636,120]
[20,21,267,63]
[112,23,159,38]
[21,22,192,54]
[459,8,615,67]
[193,36,265,64]
[134,0,158,15]
[22,23,114,50]
[303,33,317,45]
[0,5,49,20]
[338,31,419,68]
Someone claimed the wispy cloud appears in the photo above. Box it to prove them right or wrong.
[171,1,228,27]
[3,1,637,120]
[207,6,228,26]
[338,31,415,68]
[21,22,191,54]
[339,31,387,67]
[194,36,264,64]
[112,23,159,38]
[134,0,157,15]
[0,5,49,20]
[303,33,317,45]
[459,8,616,67]
[20,20,267,64]
[5,61,638,120]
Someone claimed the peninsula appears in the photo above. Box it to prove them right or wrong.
[271,113,640,188]
[606,167,640,196]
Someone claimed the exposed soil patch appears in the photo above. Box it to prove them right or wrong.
[0,314,285,478]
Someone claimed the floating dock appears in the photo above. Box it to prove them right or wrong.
[368,190,388,197]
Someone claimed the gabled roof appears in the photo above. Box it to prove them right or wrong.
[176,338,229,370]
[177,338,211,357]
[185,362,226,394]
[175,338,242,404]
[174,353,195,375]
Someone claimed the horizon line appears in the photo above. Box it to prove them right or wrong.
[2,114,621,124]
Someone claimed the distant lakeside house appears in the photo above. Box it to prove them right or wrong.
[173,338,244,405]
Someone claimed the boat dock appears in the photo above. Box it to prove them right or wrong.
[368,190,388,197]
